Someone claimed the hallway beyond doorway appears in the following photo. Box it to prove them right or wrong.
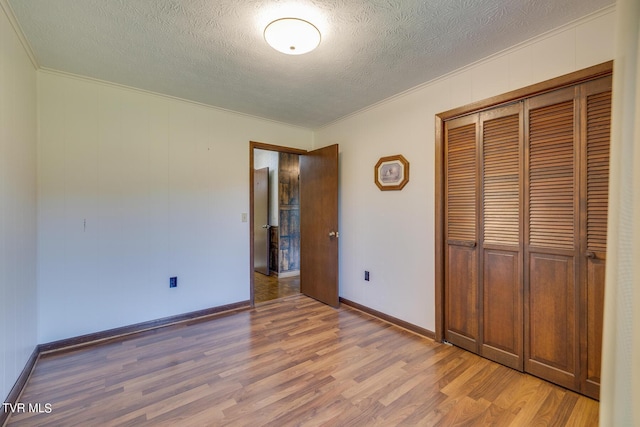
[254,272,300,303]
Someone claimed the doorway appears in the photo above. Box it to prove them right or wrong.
[252,146,302,304]
[249,141,340,308]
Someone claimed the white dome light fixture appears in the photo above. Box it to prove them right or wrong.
[264,18,321,55]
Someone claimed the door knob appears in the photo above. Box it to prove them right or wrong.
[328,231,339,238]
[586,251,596,259]
[261,224,271,229]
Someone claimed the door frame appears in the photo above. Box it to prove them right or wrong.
[434,62,613,342]
[250,141,307,307]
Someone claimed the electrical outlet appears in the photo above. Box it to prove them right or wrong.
[364,271,370,281]
[170,277,177,288]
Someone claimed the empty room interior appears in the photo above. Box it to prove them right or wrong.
[1,0,638,425]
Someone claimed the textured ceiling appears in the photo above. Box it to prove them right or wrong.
[9,0,613,128]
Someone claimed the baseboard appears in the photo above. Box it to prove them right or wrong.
[38,300,251,354]
[339,297,435,339]
[1,347,39,427]
[274,270,300,278]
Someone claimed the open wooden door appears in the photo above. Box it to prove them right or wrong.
[300,144,339,307]
[253,167,270,275]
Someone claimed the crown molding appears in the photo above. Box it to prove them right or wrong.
[0,0,39,69]
[38,67,313,131]
[317,4,616,130]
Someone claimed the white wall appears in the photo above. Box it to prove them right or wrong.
[254,149,279,226]
[0,5,38,401]
[37,71,313,343]
[315,8,616,332]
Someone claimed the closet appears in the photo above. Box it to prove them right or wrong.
[437,65,611,399]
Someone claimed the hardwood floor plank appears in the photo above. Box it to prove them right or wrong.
[507,382,554,426]
[379,378,448,425]
[531,388,573,426]
[435,395,493,426]
[565,395,600,426]
[341,360,407,401]
[467,364,520,402]
[254,272,300,303]
[377,369,430,407]
[6,295,598,426]
[440,357,495,396]
[550,392,580,426]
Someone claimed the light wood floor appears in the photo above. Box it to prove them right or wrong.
[7,295,598,426]
[254,271,300,303]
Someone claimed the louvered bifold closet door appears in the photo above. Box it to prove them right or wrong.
[524,87,580,390]
[479,104,524,370]
[444,114,479,352]
[580,76,612,399]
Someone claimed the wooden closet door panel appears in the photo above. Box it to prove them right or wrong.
[527,93,576,251]
[585,257,605,397]
[482,249,522,368]
[479,105,524,370]
[527,253,577,388]
[580,76,612,399]
[524,87,580,390]
[444,115,479,352]
[481,109,521,247]
[446,245,478,351]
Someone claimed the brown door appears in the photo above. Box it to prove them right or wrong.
[479,104,524,370]
[300,144,339,307]
[444,107,525,367]
[580,76,612,399]
[524,86,580,390]
[253,167,270,275]
[444,114,480,353]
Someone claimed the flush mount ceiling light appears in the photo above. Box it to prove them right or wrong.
[264,18,321,55]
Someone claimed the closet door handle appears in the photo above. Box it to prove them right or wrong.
[447,240,477,248]
[586,251,597,259]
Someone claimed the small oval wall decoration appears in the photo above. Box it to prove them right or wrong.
[374,154,409,191]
